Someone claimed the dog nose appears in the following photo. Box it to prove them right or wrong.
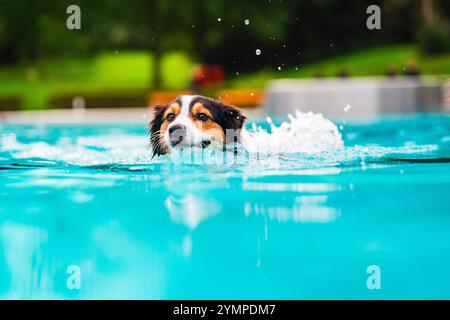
[168,124,186,146]
[168,124,185,136]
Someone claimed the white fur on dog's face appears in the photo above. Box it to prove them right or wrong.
[163,95,210,151]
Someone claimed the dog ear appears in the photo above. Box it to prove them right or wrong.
[221,104,246,130]
[207,99,246,130]
[148,104,168,157]
[217,102,246,144]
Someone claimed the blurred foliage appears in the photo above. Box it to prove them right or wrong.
[0,51,193,109]
[1,0,448,75]
[0,0,449,109]
[230,45,450,88]
[3,44,449,109]
[418,26,450,55]
[0,0,289,84]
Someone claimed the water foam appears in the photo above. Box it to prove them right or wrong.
[242,110,344,154]
[0,133,151,166]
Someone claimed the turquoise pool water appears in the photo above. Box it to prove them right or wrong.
[0,114,450,299]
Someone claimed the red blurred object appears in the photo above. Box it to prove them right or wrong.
[191,64,225,90]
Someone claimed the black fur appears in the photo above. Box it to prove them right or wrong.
[149,104,168,158]
[148,96,246,157]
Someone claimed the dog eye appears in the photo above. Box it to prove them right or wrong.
[197,113,209,122]
[166,113,175,122]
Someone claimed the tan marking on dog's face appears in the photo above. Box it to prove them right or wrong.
[163,103,181,120]
[160,103,181,143]
[189,102,225,143]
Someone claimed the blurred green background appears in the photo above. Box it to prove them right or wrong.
[0,0,449,109]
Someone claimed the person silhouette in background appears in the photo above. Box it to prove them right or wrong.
[386,63,399,78]
[405,60,420,77]
[337,68,350,78]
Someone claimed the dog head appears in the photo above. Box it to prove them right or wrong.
[149,95,246,157]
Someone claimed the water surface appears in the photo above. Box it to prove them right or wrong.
[0,114,449,299]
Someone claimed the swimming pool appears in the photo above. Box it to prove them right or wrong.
[0,113,449,299]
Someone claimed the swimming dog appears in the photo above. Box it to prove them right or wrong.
[149,95,247,157]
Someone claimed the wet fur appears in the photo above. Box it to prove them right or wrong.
[149,96,246,157]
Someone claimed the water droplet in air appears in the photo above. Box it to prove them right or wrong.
[217,18,222,22]
[255,49,261,55]
[344,104,351,112]
[244,19,250,25]
[277,66,282,71]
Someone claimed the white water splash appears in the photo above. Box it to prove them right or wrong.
[0,133,150,166]
[242,110,344,154]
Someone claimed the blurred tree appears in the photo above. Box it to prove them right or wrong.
[418,0,449,54]
[115,0,290,87]
[0,0,291,87]
[422,0,437,27]
[0,0,40,63]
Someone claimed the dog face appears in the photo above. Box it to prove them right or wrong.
[149,95,246,156]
